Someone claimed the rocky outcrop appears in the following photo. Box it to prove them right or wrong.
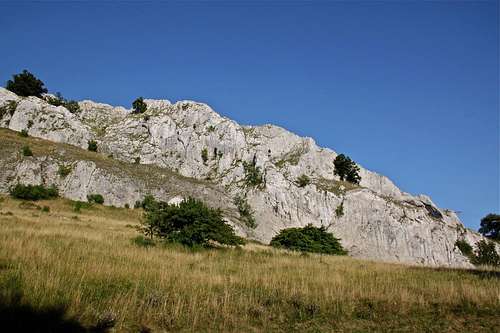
[0,88,489,267]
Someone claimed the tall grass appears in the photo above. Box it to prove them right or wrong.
[0,196,498,332]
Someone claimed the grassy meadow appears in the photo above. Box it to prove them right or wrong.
[0,195,499,332]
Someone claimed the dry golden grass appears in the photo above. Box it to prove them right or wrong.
[0,195,499,332]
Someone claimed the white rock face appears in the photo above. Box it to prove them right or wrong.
[0,90,91,148]
[0,87,492,267]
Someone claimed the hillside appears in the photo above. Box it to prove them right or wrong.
[0,195,499,332]
[0,128,243,230]
[0,87,490,267]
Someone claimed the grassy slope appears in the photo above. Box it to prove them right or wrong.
[0,196,499,332]
[0,128,211,188]
[0,128,239,222]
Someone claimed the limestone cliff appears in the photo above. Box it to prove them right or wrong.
[0,88,488,267]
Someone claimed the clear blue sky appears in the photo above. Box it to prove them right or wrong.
[1,1,498,230]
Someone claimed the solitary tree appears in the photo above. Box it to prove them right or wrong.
[333,154,361,184]
[479,213,500,241]
[6,70,48,97]
[472,240,500,266]
[140,197,245,248]
[132,97,147,114]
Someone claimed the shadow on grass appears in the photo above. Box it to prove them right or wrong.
[0,297,114,333]
[411,266,500,279]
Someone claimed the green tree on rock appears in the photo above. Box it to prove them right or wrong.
[6,70,48,97]
[333,154,361,184]
[479,214,500,241]
[132,97,147,114]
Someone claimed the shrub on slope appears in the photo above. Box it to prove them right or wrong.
[270,224,347,255]
[9,184,59,201]
[140,196,244,248]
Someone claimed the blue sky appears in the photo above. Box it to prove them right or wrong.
[0,1,498,230]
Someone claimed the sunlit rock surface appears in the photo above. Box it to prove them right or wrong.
[0,87,489,267]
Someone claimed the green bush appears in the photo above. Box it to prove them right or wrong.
[334,154,361,184]
[19,129,29,137]
[140,197,245,248]
[472,240,500,266]
[242,160,264,188]
[134,196,157,210]
[132,97,147,114]
[73,200,92,213]
[6,70,48,97]
[87,194,104,205]
[455,239,473,257]
[296,174,311,188]
[41,206,50,213]
[140,195,157,210]
[87,140,98,152]
[63,100,80,113]
[9,184,59,201]
[270,224,347,255]
[45,93,80,113]
[233,194,256,228]
[45,92,64,106]
[21,145,33,156]
[58,165,72,177]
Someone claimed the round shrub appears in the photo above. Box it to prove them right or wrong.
[87,194,104,204]
[87,140,98,152]
[270,224,347,255]
[140,197,244,248]
[21,145,33,156]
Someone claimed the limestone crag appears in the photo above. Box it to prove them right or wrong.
[0,87,489,267]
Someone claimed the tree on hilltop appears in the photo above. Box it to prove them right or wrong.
[6,70,48,97]
[132,97,147,114]
[479,213,500,241]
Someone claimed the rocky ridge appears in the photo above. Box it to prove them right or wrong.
[0,87,487,267]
